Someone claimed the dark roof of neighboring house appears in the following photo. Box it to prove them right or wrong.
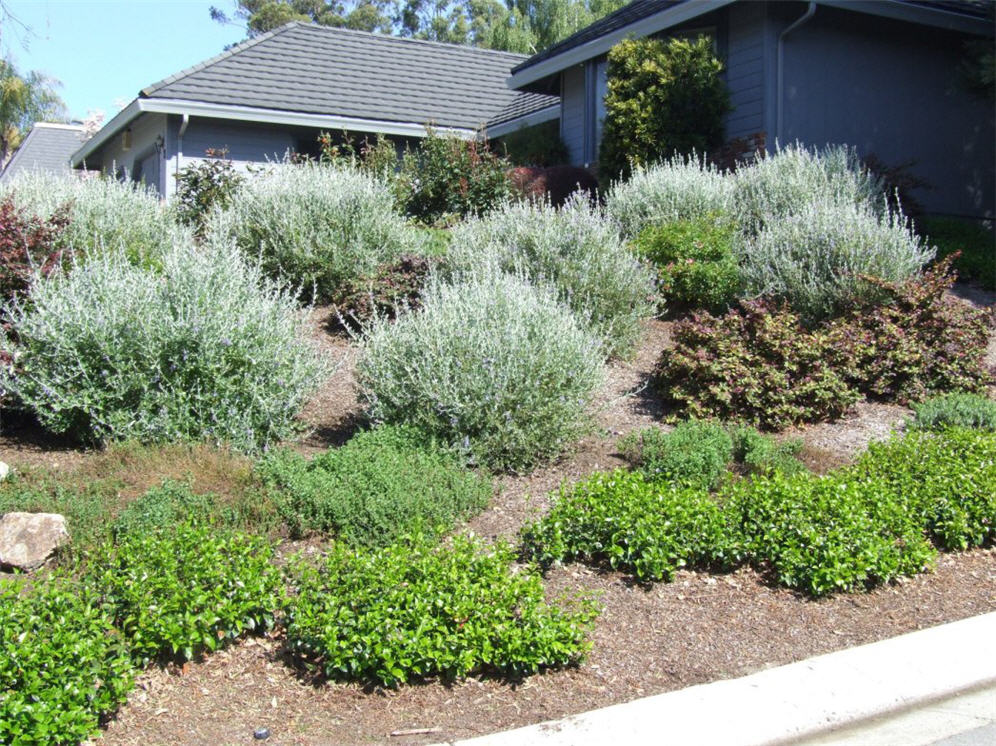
[511,0,993,77]
[1,123,84,182]
[141,22,557,131]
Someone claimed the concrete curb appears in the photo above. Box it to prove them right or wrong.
[445,612,996,746]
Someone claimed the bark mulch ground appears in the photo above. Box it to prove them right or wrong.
[1,291,993,746]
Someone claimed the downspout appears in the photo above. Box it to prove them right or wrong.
[174,113,190,196]
[776,2,816,143]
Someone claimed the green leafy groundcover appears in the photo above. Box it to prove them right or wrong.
[0,578,135,746]
[284,535,599,687]
[522,427,996,597]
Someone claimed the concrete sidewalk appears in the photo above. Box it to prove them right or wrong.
[446,612,996,746]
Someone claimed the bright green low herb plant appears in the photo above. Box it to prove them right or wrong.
[259,425,492,546]
[284,535,598,687]
[909,392,996,432]
[852,427,996,551]
[520,469,736,582]
[619,421,733,490]
[89,521,284,665]
[0,577,135,745]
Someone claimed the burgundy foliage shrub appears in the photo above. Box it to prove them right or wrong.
[330,253,439,332]
[509,166,599,208]
[0,194,69,305]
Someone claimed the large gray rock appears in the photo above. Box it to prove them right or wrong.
[0,512,69,571]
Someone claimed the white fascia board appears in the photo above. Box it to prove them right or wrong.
[818,0,993,35]
[139,99,477,139]
[70,99,142,167]
[507,0,736,89]
[486,104,560,138]
[71,98,478,166]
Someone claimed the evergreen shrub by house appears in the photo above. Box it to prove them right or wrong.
[599,36,731,181]
[1,238,328,452]
[731,143,885,235]
[910,392,996,432]
[632,216,740,314]
[618,421,733,490]
[89,521,284,665]
[655,300,859,430]
[355,272,604,472]
[603,155,732,239]
[174,151,243,231]
[0,578,135,745]
[738,198,932,323]
[520,469,734,582]
[1,172,189,266]
[853,428,996,551]
[209,162,416,301]
[284,535,598,687]
[448,194,656,357]
[259,425,492,546]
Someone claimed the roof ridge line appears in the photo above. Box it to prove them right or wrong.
[288,21,531,60]
[140,23,298,98]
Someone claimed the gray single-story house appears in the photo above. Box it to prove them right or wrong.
[509,0,995,218]
[71,23,558,198]
[1,122,86,183]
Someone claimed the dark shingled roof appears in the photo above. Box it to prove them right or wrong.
[486,91,559,128]
[1,123,85,181]
[142,22,557,131]
[512,0,993,75]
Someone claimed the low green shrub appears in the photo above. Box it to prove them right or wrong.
[731,143,885,235]
[910,393,996,432]
[632,216,740,314]
[920,216,995,290]
[0,578,134,745]
[619,421,733,490]
[728,426,806,477]
[824,260,992,403]
[356,272,604,472]
[738,198,932,323]
[396,128,511,225]
[259,425,492,546]
[520,470,735,582]
[727,471,936,596]
[603,155,732,239]
[110,480,218,539]
[655,300,859,429]
[90,521,283,665]
[284,535,597,687]
[1,238,328,452]
[1,171,189,266]
[208,162,416,301]
[448,194,656,357]
[853,428,996,551]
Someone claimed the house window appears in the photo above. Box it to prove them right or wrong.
[584,58,609,164]
[593,59,608,158]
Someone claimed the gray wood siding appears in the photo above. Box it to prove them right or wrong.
[779,6,994,218]
[560,65,586,166]
[89,113,168,194]
[724,1,766,139]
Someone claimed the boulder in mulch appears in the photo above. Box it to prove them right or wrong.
[0,512,69,571]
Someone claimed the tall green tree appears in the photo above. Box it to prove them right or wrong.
[210,0,625,53]
[0,59,66,166]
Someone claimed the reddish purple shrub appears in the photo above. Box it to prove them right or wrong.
[509,166,599,207]
[0,195,69,305]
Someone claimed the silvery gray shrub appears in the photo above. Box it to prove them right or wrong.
[448,194,655,358]
[0,171,190,265]
[603,155,732,239]
[731,143,885,234]
[355,271,605,472]
[1,237,330,452]
[208,162,418,301]
[738,198,934,322]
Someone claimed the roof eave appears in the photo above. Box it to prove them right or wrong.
[508,0,736,90]
[819,1,994,34]
[487,104,560,138]
[72,97,482,167]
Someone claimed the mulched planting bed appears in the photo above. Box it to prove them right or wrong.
[3,290,995,744]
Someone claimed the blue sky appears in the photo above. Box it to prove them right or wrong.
[4,1,247,121]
